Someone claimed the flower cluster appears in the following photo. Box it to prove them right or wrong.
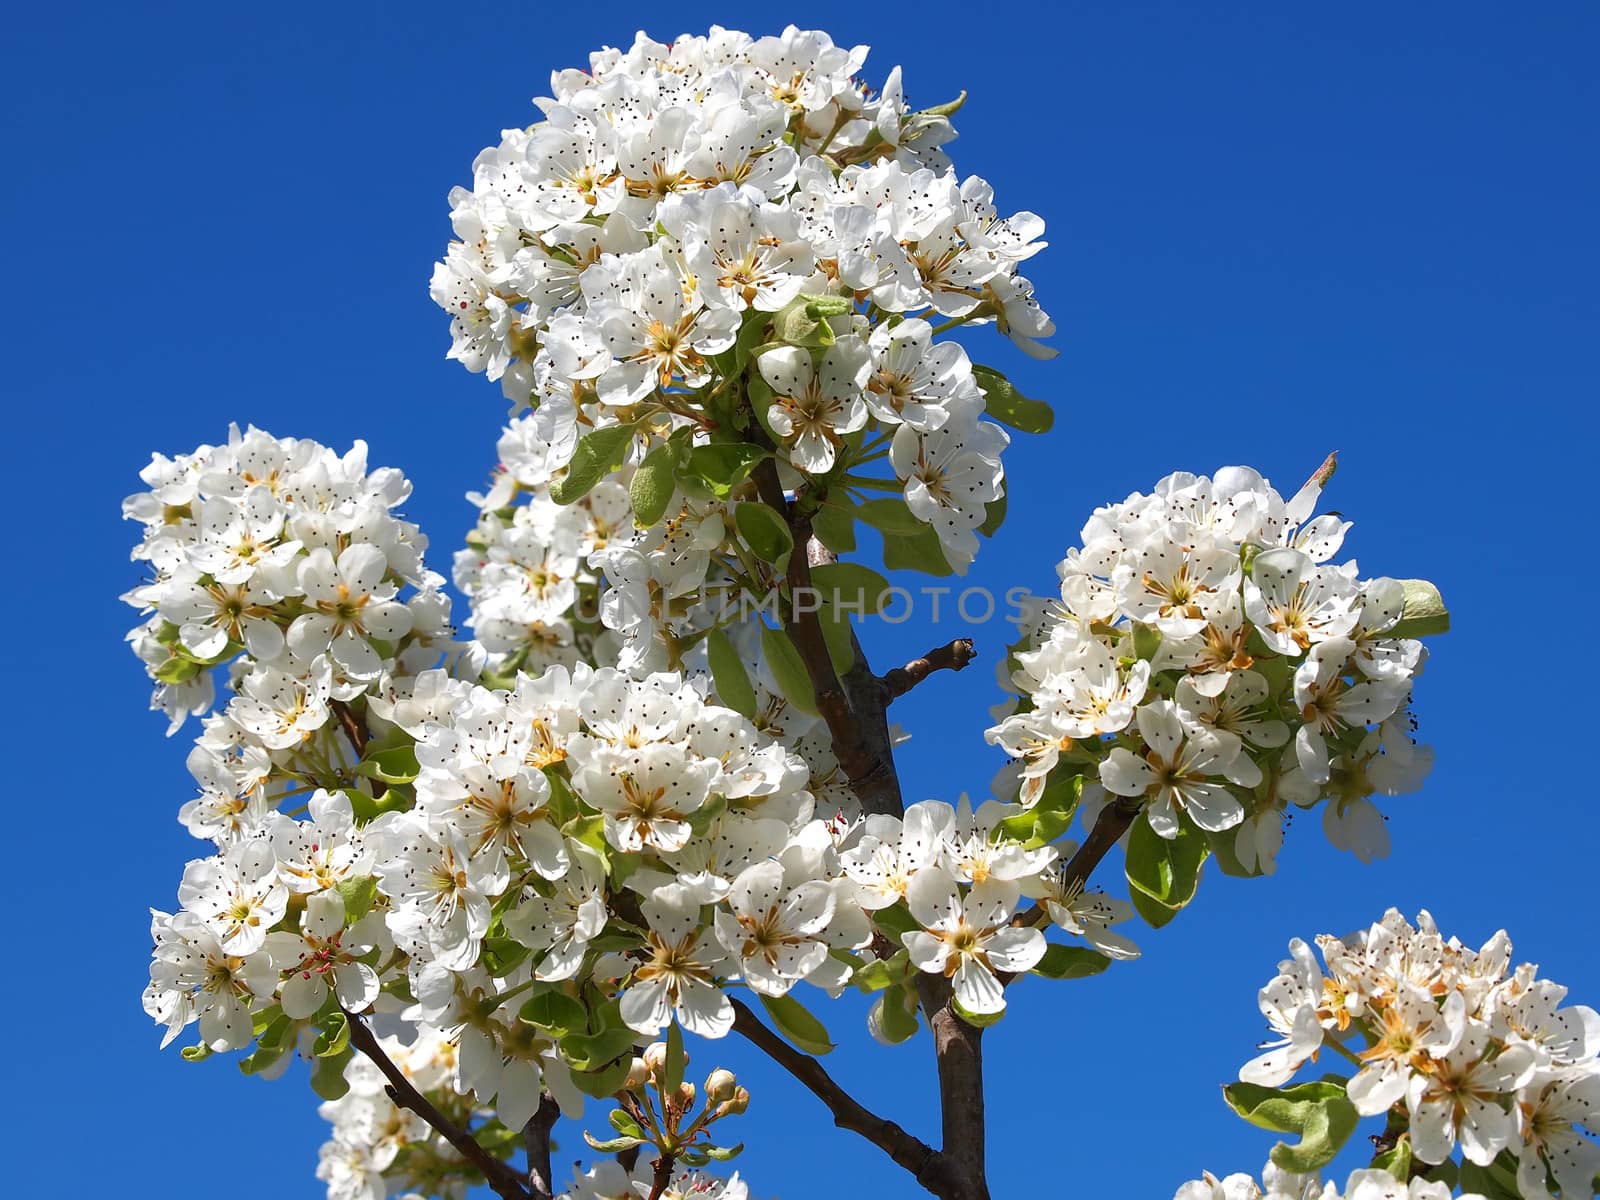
[432,25,1049,573]
[1236,909,1599,1196]
[987,464,1437,872]
[1177,1165,1464,1200]
[122,423,455,733]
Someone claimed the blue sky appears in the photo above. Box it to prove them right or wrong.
[3,3,1596,1196]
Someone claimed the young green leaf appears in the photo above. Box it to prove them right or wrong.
[758,993,835,1055]
[706,628,758,717]
[550,423,636,505]
[629,442,679,526]
[736,501,794,566]
[971,364,1054,434]
[760,626,817,715]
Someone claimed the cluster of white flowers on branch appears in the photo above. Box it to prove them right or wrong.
[1175,909,1600,1200]
[433,23,1053,580]
[126,22,1569,1200]
[985,462,1447,930]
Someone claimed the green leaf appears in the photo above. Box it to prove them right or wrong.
[816,596,857,675]
[855,497,924,535]
[760,626,817,715]
[665,1021,687,1091]
[851,950,911,993]
[1371,1136,1412,1179]
[309,1045,353,1100]
[811,500,857,552]
[630,443,679,526]
[1389,579,1450,638]
[1124,817,1208,925]
[583,1132,645,1153]
[1222,1079,1350,1132]
[1458,1159,1522,1200]
[608,1109,647,1139]
[880,520,953,577]
[972,364,1054,434]
[980,493,1007,538]
[155,655,204,684]
[994,773,1082,848]
[1030,944,1111,979]
[180,1042,213,1063]
[314,1011,350,1058]
[919,90,967,118]
[239,1014,293,1076]
[1130,887,1182,929]
[758,993,834,1055]
[560,1027,639,1073]
[875,983,920,1043]
[805,295,855,317]
[702,1143,744,1162]
[876,985,928,1043]
[685,443,768,498]
[1268,1094,1359,1173]
[809,562,892,615]
[571,1055,635,1099]
[551,423,636,505]
[870,903,920,942]
[482,936,532,976]
[336,875,379,921]
[355,743,420,786]
[706,628,757,717]
[520,990,588,1037]
[736,501,794,566]
[733,309,773,372]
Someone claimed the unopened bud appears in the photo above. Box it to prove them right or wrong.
[717,1086,751,1117]
[624,1056,650,1090]
[642,1042,668,1076]
[704,1068,738,1103]
[676,1081,697,1108]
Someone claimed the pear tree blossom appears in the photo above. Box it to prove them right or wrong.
[122,23,1594,1200]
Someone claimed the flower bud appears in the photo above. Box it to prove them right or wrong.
[642,1042,668,1077]
[624,1056,651,1090]
[717,1086,750,1117]
[704,1068,738,1103]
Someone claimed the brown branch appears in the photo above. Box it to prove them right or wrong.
[342,1009,530,1200]
[880,639,977,701]
[524,1091,560,1200]
[747,459,989,1196]
[330,699,369,756]
[1009,800,1142,945]
[646,1152,677,1200]
[752,463,904,817]
[729,998,954,1192]
[913,976,990,1200]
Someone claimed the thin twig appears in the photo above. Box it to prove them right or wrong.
[342,1009,530,1200]
[729,998,953,1192]
[1013,801,1141,935]
[330,699,369,756]
[880,639,978,700]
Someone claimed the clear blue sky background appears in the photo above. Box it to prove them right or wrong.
[2,3,1595,1196]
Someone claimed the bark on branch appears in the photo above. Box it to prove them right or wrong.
[753,463,904,817]
[524,1091,560,1200]
[343,1009,531,1200]
[880,639,977,700]
[730,998,951,1191]
[750,460,992,1198]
